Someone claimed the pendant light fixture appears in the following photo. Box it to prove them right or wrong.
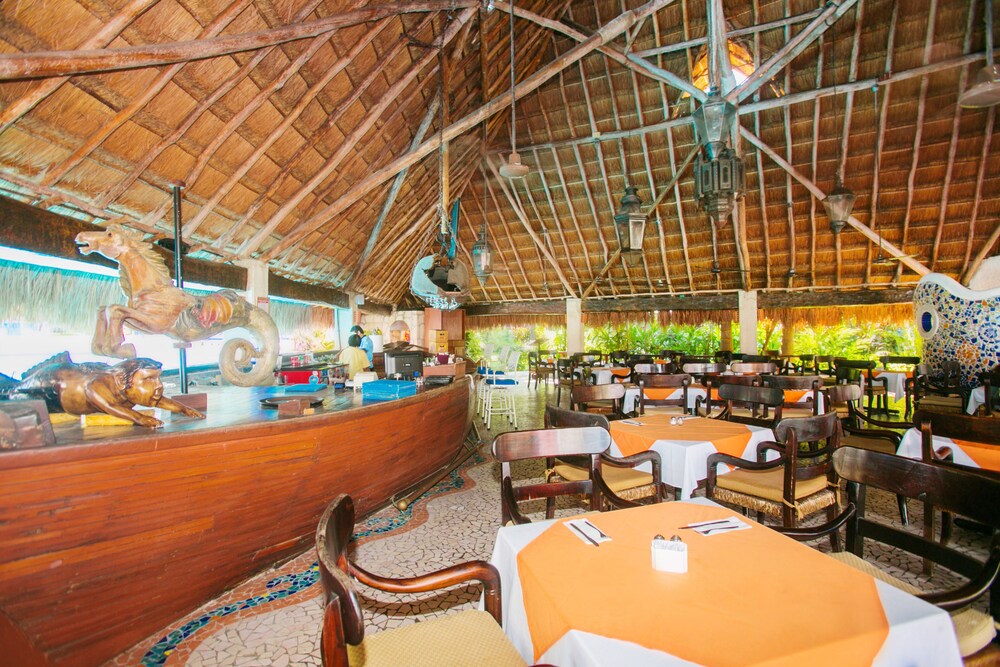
[823,32,856,234]
[615,130,646,264]
[472,132,493,284]
[499,1,529,179]
[959,0,1000,107]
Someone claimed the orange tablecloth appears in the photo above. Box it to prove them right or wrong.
[517,503,888,665]
[609,414,752,457]
[952,439,1000,471]
[610,367,631,378]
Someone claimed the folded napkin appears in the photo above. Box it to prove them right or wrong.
[565,519,612,546]
[685,517,751,536]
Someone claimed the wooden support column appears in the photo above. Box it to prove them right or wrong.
[738,290,758,355]
[566,298,584,355]
[781,320,794,356]
[720,320,733,353]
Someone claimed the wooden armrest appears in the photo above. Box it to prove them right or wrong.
[849,408,907,430]
[754,440,785,461]
[602,451,662,499]
[501,477,531,525]
[920,544,1000,611]
[349,559,502,623]
[842,422,902,445]
[776,503,856,542]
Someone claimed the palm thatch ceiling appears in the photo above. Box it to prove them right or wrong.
[0,0,997,310]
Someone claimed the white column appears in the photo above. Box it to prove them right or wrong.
[235,259,269,311]
[566,298,584,354]
[737,290,758,355]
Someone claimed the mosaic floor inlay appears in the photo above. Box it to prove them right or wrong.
[107,376,993,666]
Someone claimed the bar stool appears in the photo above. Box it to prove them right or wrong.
[484,375,518,430]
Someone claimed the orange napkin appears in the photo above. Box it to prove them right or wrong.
[517,503,888,666]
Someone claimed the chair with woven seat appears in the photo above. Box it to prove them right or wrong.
[706,412,842,545]
[809,447,1000,662]
[493,425,611,524]
[697,378,778,425]
[527,351,555,389]
[544,404,664,507]
[636,372,691,415]
[316,494,526,667]
[569,382,634,419]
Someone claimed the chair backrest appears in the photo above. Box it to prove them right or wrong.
[316,494,369,662]
[880,355,920,369]
[545,403,611,430]
[493,427,611,524]
[570,382,627,415]
[774,412,841,490]
[633,362,676,375]
[682,362,728,375]
[740,354,772,364]
[913,410,1000,456]
[573,352,601,365]
[713,350,734,364]
[637,373,691,414]
[814,355,836,375]
[627,354,655,366]
[823,382,864,405]
[730,361,777,374]
[765,374,822,413]
[678,356,712,366]
[833,447,1000,598]
[717,383,784,424]
[609,350,629,365]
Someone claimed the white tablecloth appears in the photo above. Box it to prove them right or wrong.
[608,417,777,499]
[966,385,986,415]
[861,370,909,400]
[489,500,961,667]
[897,427,997,471]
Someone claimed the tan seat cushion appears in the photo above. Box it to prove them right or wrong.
[828,552,997,658]
[554,462,653,492]
[918,395,965,409]
[715,467,829,502]
[348,609,526,666]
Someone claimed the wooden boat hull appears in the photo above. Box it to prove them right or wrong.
[0,377,473,667]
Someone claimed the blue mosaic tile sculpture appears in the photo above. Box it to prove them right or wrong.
[914,271,1000,388]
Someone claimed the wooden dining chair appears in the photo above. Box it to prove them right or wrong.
[316,494,526,667]
[492,425,610,524]
[706,412,842,545]
[554,358,577,406]
[814,448,1000,662]
[636,372,691,415]
[632,362,677,376]
[978,366,1000,416]
[680,362,727,385]
[764,374,822,417]
[695,377,774,423]
[569,382,634,419]
[835,359,889,417]
[730,361,778,375]
[879,355,920,417]
[544,404,664,507]
[911,361,969,415]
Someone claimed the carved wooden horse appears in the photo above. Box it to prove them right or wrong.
[75,225,278,386]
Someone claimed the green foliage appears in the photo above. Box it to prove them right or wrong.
[792,322,919,359]
[584,322,721,355]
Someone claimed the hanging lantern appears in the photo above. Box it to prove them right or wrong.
[694,146,745,226]
[692,92,738,159]
[614,186,646,264]
[823,179,856,234]
[471,229,492,284]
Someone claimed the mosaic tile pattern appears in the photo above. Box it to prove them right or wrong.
[914,274,1000,387]
[108,375,992,666]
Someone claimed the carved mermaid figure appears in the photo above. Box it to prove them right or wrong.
[75,225,278,386]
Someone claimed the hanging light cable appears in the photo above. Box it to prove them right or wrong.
[822,32,856,234]
[499,1,529,178]
[472,125,493,284]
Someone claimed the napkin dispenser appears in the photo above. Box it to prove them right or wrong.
[651,535,687,573]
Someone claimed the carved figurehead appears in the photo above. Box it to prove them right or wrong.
[0,353,205,428]
[74,224,279,386]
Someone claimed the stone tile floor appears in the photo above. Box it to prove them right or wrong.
[108,374,992,666]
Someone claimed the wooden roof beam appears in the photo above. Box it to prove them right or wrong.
[487,155,576,298]
[727,0,858,104]
[258,0,680,262]
[240,9,475,257]
[961,109,995,284]
[493,1,705,101]
[740,127,930,276]
[0,1,478,80]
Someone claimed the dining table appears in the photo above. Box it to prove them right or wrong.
[623,384,824,416]
[607,414,777,499]
[965,384,988,415]
[489,499,961,666]
[897,427,1000,473]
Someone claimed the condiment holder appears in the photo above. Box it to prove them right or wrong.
[651,534,688,573]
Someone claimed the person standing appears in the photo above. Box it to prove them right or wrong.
[351,325,374,364]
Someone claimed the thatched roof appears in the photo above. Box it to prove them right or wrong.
[0,0,997,313]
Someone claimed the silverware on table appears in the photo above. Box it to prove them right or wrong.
[680,519,732,530]
[570,523,600,546]
[583,520,609,540]
[701,525,741,535]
